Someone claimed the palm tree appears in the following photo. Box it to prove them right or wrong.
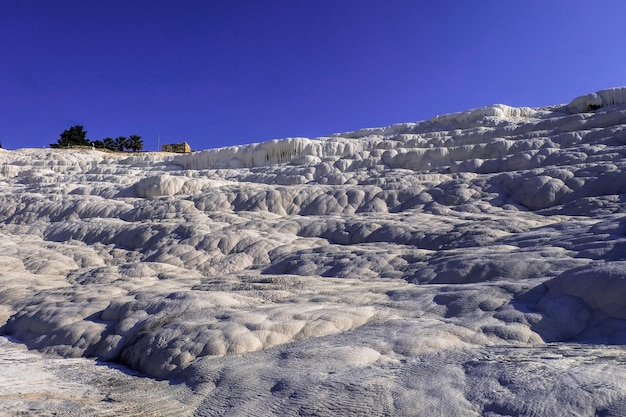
[128,134,144,152]
[102,137,115,151]
[114,136,128,152]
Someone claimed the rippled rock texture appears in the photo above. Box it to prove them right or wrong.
[1,88,626,415]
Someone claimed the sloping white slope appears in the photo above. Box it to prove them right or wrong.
[1,87,626,415]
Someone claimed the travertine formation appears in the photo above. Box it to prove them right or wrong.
[1,88,626,416]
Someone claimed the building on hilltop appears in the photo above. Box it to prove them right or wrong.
[162,142,192,153]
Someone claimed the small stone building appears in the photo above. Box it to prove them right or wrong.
[162,142,192,153]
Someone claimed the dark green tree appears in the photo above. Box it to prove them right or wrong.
[50,125,90,148]
[114,136,128,152]
[128,134,143,152]
[91,140,105,149]
[102,137,115,151]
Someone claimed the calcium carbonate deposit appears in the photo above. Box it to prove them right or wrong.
[2,87,626,416]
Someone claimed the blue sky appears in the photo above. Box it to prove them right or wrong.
[1,0,625,151]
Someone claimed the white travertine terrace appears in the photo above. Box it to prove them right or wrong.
[1,88,626,415]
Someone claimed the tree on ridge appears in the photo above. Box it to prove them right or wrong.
[102,137,115,150]
[50,126,144,152]
[114,136,128,152]
[50,125,90,148]
[128,134,144,152]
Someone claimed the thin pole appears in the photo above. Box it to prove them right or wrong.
[157,131,160,151]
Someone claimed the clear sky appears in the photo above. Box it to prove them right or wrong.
[1,0,625,151]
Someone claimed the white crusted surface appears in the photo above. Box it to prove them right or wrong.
[1,89,626,415]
